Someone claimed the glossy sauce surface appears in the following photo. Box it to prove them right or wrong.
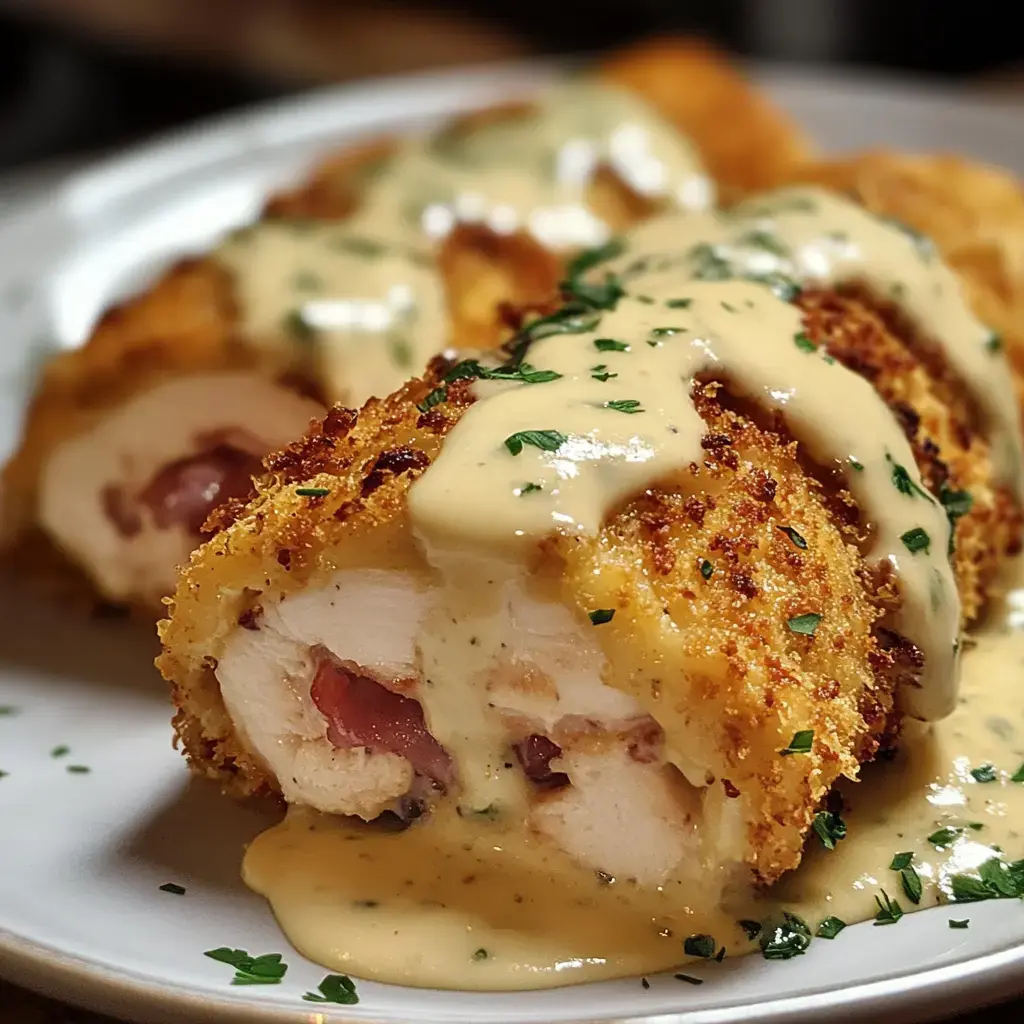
[245,581,1024,989]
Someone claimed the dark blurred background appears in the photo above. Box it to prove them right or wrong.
[2,0,1023,171]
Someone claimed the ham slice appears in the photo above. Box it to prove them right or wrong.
[310,658,454,787]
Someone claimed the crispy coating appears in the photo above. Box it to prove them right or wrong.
[777,153,1024,424]
[159,287,1016,882]
[3,36,794,584]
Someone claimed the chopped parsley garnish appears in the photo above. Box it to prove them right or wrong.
[890,852,922,904]
[1011,763,1024,783]
[303,974,359,1005]
[517,482,543,496]
[873,890,903,925]
[674,973,704,985]
[812,811,847,850]
[562,274,624,310]
[985,331,1003,354]
[0,706,17,716]
[445,358,561,385]
[700,559,714,580]
[901,527,931,554]
[721,301,738,313]
[787,612,822,636]
[511,305,603,349]
[950,856,1024,902]
[295,487,330,498]
[651,326,685,337]
[594,337,630,352]
[636,295,655,305]
[472,948,489,961]
[565,238,624,278]
[849,457,865,472]
[590,364,618,382]
[887,454,934,502]
[204,948,288,986]
[949,919,970,929]
[292,270,323,292]
[666,298,692,308]
[939,486,973,554]
[777,525,807,550]
[970,763,998,783]
[760,913,812,960]
[683,934,716,959]
[50,745,69,758]
[738,920,762,941]
[159,883,186,895]
[66,765,91,774]
[504,430,567,456]
[928,826,964,847]
[738,229,790,257]
[793,332,816,353]
[588,608,615,625]
[688,242,733,281]
[417,386,447,413]
[780,730,814,756]
[604,399,644,414]
[282,308,316,342]
[815,916,846,939]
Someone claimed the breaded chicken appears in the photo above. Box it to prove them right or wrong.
[2,37,803,612]
[159,234,1019,893]
[777,153,1024,425]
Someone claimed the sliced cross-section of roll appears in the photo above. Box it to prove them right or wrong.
[159,190,1021,893]
[2,37,805,613]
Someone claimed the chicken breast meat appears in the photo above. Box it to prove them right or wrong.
[2,37,807,613]
[159,187,1021,893]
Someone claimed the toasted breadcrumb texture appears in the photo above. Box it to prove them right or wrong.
[777,153,1024,427]
[159,291,1015,881]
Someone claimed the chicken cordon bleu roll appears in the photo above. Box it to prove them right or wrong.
[3,38,806,614]
[159,184,1021,905]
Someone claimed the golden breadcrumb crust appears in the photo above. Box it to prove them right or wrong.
[2,36,802,596]
[158,287,1017,883]
[776,153,1024,426]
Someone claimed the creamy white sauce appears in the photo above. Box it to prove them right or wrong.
[411,278,957,722]
[245,573,1024,989]
[217,225,445,408]
[213,81,711,407]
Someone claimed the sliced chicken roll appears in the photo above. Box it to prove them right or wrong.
[159,203,1020,893]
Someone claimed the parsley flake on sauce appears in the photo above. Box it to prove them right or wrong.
[950,857,1024,902]
[760,913,812,960]
[504,430,567,456]
[588,609,615,625]
[50,745,69,758]
[787,612,822,636]
[793,332,817,353]
[472,948,489,961]
[66,765,91,774]
[517,482,543,496]
[887,454,934,502]
[890,852,923,904]
[651,326,685,337]
[873,890,904,925]
[901,527,931,555]
[971,763,998,783]
[815,917,846,939]
[604,399,644,414]
[590,364,618,382]
[1010,763,1024,783]
[848,457,865,472]
[949,919,970,929]
[159,882,186,895]
[683,934,716,959]
[666,298,692,309]
[303,974,359,1005]
[986,331,1003,354]
[594,337,630,352]
[296,487,330,498]
[780,730,814,756]
[777,525,807,549]
[738,920,762,941]
[566,238,624,278]
[700,559,714,580]
[812,811,847,850]
[562,274,624,310]
[204,948,289,986]
[928,826,965,847]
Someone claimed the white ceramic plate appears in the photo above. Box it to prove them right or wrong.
[2,61,1024,1024]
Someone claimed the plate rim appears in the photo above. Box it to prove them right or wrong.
[3,56,1024,1024]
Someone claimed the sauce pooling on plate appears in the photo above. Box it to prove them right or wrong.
[245,581,1024,988]
[213,82,712,406]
